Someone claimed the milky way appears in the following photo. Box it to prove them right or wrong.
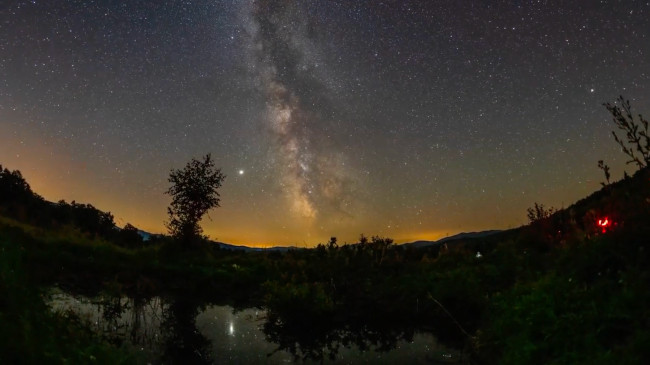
[242,0,357,223]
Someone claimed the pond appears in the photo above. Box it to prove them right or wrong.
[47,289,469,364]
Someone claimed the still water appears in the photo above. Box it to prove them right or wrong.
[47,289,467,364]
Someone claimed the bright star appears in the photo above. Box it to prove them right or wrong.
[238,169,244,175]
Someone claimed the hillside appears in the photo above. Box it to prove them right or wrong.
[404,230,504,248]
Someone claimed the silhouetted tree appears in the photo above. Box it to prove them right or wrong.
[369,236,394,266]
[0,165,47,221]
[165,154,226,246]
[603,96,650,169]
[67,201,116,238]
[526,202,556,223]
[327,236,338,250]
[0,165,32,203]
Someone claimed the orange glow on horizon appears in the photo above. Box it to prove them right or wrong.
[0,141,576,249]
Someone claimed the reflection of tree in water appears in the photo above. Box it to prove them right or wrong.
[96,295,129,346]
[56,290,464,363]
[95,295,166,350]
[159,298,213,365]
[55,292,214,363]
[263,315,415,362]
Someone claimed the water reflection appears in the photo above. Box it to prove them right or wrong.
[48,289,467,364]
[160,299,213,364]
[261,317,467,364]
[196,306,295,363]
[49,292,166,357]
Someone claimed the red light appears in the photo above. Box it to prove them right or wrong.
[597,217,611,233]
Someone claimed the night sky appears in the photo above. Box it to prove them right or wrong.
[1,1,649,246]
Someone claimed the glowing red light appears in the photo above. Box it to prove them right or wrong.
[597,217,611,233]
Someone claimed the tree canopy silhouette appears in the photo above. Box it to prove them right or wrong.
[0,164,35,206]
[526,202,556,223]
[165,154,225,246]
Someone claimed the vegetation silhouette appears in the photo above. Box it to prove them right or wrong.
[0,164,146,249]
[597,159,612,186]
[603,96,650,169]
[165,154,225,247]
[0,227,137,363]
[526,202,557,224]
[263,317,419,362]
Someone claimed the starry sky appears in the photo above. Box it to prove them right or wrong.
[1,1,649,247]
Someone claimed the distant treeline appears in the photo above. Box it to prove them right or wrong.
[0,164,143,248]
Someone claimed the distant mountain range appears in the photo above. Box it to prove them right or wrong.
[137,230,152,241]
[402,230,503,248]
[135,228,503,251]
[135,229,297,252]
[210,241,297,252]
